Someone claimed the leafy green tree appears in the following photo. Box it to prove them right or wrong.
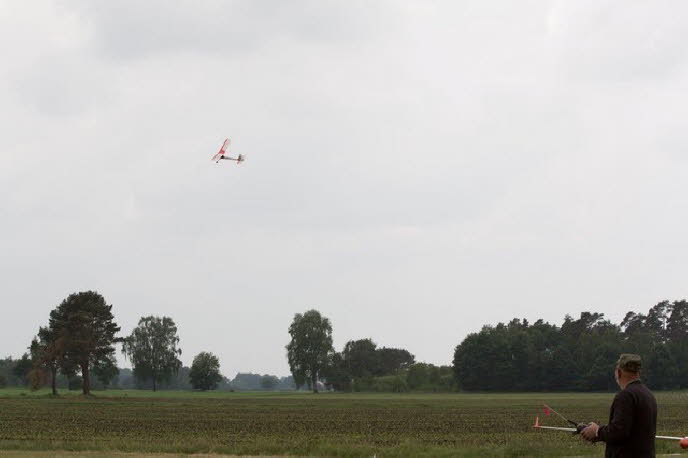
[217,375,233,391]
[343,338,378,378]
[12,353,32,386]
[427,364,441,386]
[231,373,263,390]
[559,312,621,390]
[277,376,296,390]
[189,352,222,391]
[621,311,647,336]
[159,366,192,390]
[645,301,670,342]
[621,311,653,359]
[286,309,333,393]
[543,345,577,391]
[122,316,182,391]
[30,326,63,395]
[0,358,24,387]
[93,355,119,389]
[578,344,619,391]
[371,375,408,392]
[228,373,291,390]
[28,367,48,391]
[260,375,279,390]
[667,300,688,343]
[399,363,451,392]
[322,352,352,391]
[645,343,678,390]
[49,291,121,395]
[376,347,415,375]
[505,320,531,390]
[665,300,688,387]
[407,363,430,390]
[437,366,456,391]
[0,375,6,388]
[451,305,688,392]
[454,325,515,391]
[670,338,688,388]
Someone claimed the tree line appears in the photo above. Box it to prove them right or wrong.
[8,291,686,394]
[453,300,688,391]
[7,291,228,394]
[285,310,454,392]
[1,358,295,392]
[286,301,688,393]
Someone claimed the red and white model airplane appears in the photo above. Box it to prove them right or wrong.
[211,138,245,164]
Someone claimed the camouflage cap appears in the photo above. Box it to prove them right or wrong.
[617,354,641,373]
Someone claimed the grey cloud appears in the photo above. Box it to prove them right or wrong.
[2,1,688,374]
[547,0,688,82]
[11,54,112,116]
[67,0,397,60]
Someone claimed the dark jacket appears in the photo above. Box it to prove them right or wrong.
[597,379,657,458]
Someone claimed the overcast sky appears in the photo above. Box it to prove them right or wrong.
[1,1,687,377]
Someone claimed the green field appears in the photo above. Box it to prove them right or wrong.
[1,389,687,457]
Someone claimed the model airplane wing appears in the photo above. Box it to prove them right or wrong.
[211,138,230,161]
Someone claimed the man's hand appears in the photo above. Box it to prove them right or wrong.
[581,422,599,442]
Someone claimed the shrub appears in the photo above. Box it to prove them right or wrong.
[352,376,374,392]
[372,375,408,393]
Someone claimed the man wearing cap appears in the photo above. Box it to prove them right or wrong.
[581,354,657,457]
